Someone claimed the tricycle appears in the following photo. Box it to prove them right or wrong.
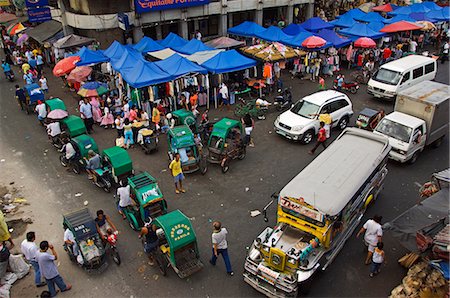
[172,109,199,133]
[62,208,109,272]
[60,115,87,138]
[92,146,134,192]
[123,172,167,230]
[168,125,207,175]
[207,118,246,173]
[356,108,380,131]
[151,210,203,278]
[60,134,99,174]
[24,83,45,115]
[136,127,159,154]
[45,97,67,112]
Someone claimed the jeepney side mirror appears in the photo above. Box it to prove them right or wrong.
[263,195,277,222]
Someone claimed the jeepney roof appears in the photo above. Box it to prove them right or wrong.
[211,118,242,138]
[102,146,133,176]
[45,98,67,111]
[61,115,87,137]
[279,128,390,216]
[63,208,98,240]
[154,210,196,252]
[128,172,163,206]
[72,134,99,158]
[168,125,195,148]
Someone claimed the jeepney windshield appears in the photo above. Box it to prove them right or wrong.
[375,118,412,143]
[279,197,325,227]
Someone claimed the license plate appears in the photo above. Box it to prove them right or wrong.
[276,130,286,136]
[374,94,381,98]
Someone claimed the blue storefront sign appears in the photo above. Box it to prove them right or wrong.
[25,0,48,7]
[135,0,209,13]
[28,7,52,22]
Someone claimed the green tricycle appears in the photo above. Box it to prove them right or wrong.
[151,210,203,278]
[172,109,199,133]
[121,172,167,231]
[167,125,207,175]
[207,118,246,173]
[60,134,99,174]
[60,115,87,138]
[93,146,134,192]
[45,98,67,112]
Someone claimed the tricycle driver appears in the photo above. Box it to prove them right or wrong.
[138,223,159,266]
[60,138,76,166]
[84,150,101,182]
[63,222,80,261]
[95,209,118,241]
[116,182,136,220]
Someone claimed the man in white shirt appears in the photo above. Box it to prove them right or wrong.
[46,121,61,138]
[63,224,79,257]
[117,184,135,219]
[219,83,230,111]
[21,232,46,287]
[441,41,449,64]
[35,100,47,121]
[60,138,76,162]
[409,39,418,53]
[209,221,233,276]
[356,215,383,265]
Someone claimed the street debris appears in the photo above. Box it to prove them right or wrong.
[75,193,83,197]
[83,200,89,206]
[250,210,261,217]
[245,187,250,192]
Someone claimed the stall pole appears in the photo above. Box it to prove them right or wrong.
[214,87,218,109]
[206,74,210,110]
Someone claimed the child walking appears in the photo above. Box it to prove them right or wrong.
[370,242,386,277]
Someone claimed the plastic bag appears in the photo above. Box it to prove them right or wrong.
[8,255,29,279]
[0,284,10,298]
[0,272,17,286]
[115,137,124,148]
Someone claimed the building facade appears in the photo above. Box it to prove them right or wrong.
[51,0,315,48]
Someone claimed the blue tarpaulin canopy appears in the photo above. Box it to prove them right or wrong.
[121,60,173,88]
[368,21,385,32]
[389,3,431,16]
[354,11,385,22]
[338,8,367,20]
[383,14,416,24]
[110,48,145,72]
[339,23,386,39]
[158,33,188,49]
[300,17,334,32]
[75,46,109,66]
[175,39,214,55]
[317,29,351,48]
[255,26,292,42]
[228,21,265,37]
[281,31,313,48]
[409,12,437,22]
[422,2,442,11]
[133,36,164,53]
[154,54,207,79]
[282,23,307,35]
[103,41,127,60]
[426,7,449,22]
[330,14,357,28]
[201,49,257,74]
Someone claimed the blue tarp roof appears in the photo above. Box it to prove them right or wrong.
[367,21,385,32]
[121,60,173,88]
[389,3,431,16]
[282,23,307,35]
[75,46,109,66]
[158,33,188,49]
[339,23,386,39]
[426,7,449,22]
[228,21,265,37]
[133,36,164,53]
[330,14,357,28]
[338,9,367,20]
[300,17,334,32]
[317,29,351,48]
[103,41,127,60]
[201,49,257,74]
[254,26,292,42]
[281,31,313,48]
[110,48,145,72]
[409,12,437,22]
[354,11,385,22]
[154,54,207,78]
[383,14,416,24]
[175,39,214,55]
[422,2,442,11]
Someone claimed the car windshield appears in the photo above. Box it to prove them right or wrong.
[373,69,402,86]
[290,100,320,119]
[375,118,412,143]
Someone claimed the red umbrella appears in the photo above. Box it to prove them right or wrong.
[380,21,424,33]
[67,66,92,83]
[354,37,376,48]
[301,36,327,49]
[373,3,394,12]
[52,56,80,77]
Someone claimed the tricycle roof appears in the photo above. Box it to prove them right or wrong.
[63,208,98,240]
[45,98,67,111]
[154,210,196,252]
[24,83,44,102]
[211,118,242,138]
[173,109,193,119]
[72,134,99,157]
[359,108,378,118]
[168,125,195,148]
[102,146,133,175]
[128,172,163,205]
[61,115,87,137]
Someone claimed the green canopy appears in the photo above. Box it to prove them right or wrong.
[172,109,196,127]
[72,134,99,158]
[168,125,195,150]
[45,98,67,111]
[128,172,163,206]
[61,115,87,137]
[102,146,133,177]
[210,117,242,139]
[154,210,196,256]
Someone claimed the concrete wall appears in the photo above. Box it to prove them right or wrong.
[75,27,125,49]
[65,0,130,15]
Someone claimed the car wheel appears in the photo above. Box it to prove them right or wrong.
[338,116,349,130]
[350,87,357,94]
[432,136,444,148]
[301,130,314,144]
[409,151,420,164]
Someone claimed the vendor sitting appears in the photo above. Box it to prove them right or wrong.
[84,150,101,182]
[117,182,136,219]
[95,209,118,241]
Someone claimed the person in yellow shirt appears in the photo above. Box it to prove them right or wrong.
[169,153,185,194]
[21,62,30,74]
[309,111,332,139]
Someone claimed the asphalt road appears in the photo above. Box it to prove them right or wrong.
[0,60,448,298]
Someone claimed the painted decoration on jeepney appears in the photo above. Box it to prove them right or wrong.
[170,223,191,242]
[280,197,323,222]
[135,0,209,13]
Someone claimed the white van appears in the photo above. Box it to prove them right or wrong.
[367,55,437,100]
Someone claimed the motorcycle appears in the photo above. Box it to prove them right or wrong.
[333,80,359,94]
[60,153,82,174]
[273,88,293,112]
[91,168,113,193]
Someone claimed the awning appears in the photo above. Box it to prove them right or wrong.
[111,48,145,72]
[75,46,109,66]
[133,36,164,53]
[383,14,416,24]
[121,60,173,88]
[282,23,308,36]
[354,12,385,23]
[339,23,386,40]
[25,20,62,44]
[228,21,265,38]
[204,36,244,49]
[281,31,313,48]
[186,49,224,65]
[0,12,17,24]
[158,32,188,49]
[147,48,183,60]
[317,29,351,48]
[300,17,334,32]
[154,54,207,79]
[103,41,127,60]
[255,26,292,42]
[380,21,424,33]
[53,34,95,49]
[174,39,214,55]
[330,15,357,28]
[201,49,257,74]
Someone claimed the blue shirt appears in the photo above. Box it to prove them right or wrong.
[36,55,44,65]
[1,62,10,72]
[28,58,37,68]
[337,77,344,87]
[15,88,26,101]
[37,251,59,279]
[80,103,93,118]
[23,73,33,85]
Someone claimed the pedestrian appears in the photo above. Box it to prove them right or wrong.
[79,98,94,134]
[114,115,124,137]
[370,242,386,278]
[151,104,161,130]
[21,231,46,287]
[15,84,27,110]
[0,241,10,280]
[23,70,34,85]
[356,215,383,265]
[309,121,327,155]
[219,83,230,111]
[36,53,44,77]
[242,114,254,147]
[138,224,159,266]
[337,74,344,91]
[37,241,71,297]
[409,39,418,54]
[123,118,134,149]
[318,76,325,90]
[28,54,37,70]
[39,75,48,93]
[35,100,47,122]
[209,221,233,276]
[441,40,449,64]
[195,30,202,41]
[169,153,185,194]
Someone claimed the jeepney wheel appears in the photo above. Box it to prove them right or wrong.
[154,251,167,276]
[298,279,312,295]
[60,155,68,167]
[238,147,246,160]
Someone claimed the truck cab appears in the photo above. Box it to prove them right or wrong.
[374,112,427,164]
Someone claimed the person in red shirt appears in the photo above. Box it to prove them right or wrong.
[128,106,138,122]
[382,47,392,64]
[309,121,327,155]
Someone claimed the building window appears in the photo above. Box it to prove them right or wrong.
[263,6,287,27]
[231,11,255,27]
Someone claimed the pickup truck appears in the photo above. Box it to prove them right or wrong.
[373,81,449,164]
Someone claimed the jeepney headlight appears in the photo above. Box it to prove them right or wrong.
[292,125,304,132]
[287,258,297,265]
